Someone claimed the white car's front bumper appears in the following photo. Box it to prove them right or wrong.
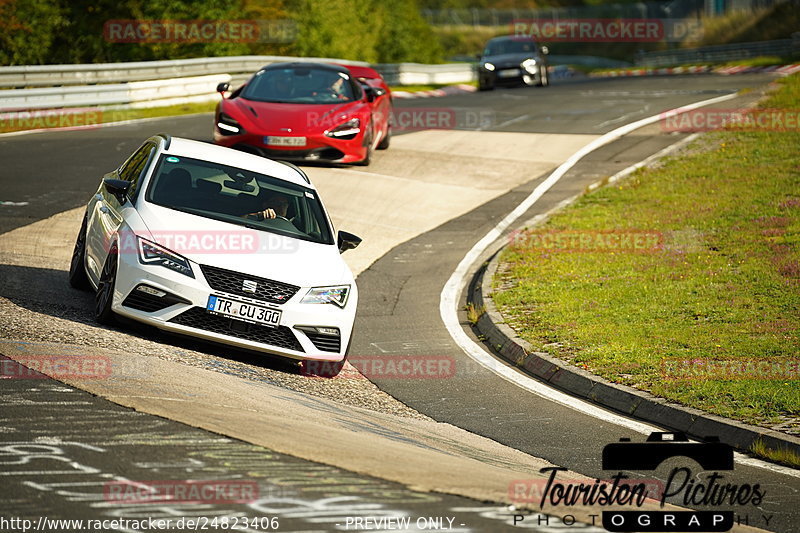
[110,251,356,362]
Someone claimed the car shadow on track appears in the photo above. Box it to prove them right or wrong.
[0,263,305,379]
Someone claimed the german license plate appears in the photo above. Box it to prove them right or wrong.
[206,295,281,328]
[264,136,306,147]
[498,69,520,78]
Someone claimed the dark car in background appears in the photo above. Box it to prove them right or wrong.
[477,35,549,91]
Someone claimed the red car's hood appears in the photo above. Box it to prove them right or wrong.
[226,99,365,134]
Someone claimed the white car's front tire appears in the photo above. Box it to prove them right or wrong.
[95,248,119,325]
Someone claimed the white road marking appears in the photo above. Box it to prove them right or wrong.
[595,107,649,129]
[486,114,531,130]
[440,92,800,477]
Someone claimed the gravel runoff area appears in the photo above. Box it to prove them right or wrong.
[0,292,430,421]
[0,207,430,421]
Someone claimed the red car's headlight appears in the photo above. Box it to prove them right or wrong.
[217,112,244,135]
[325,118,360,140]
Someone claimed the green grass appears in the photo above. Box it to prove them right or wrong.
[588,56,799,74]
[750,438,800,468]
[390,81,477,93]
[493,75,800,436]
[465,302,485,326]
[695,2,800,47]
[0,101,217,134]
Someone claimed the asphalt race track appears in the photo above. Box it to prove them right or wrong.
[1,74,798,533]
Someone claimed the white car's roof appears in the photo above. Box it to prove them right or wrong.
[163,137,314,189]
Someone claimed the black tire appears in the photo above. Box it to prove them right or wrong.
[356,146,372,166]
[377,125,391,150]
[537,66,549,87]
[95,247,118,325]
[355,128,373,166]
[69,215,91,290]
[478,79,494,91]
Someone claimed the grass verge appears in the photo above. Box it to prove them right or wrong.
[750,438,800,468]
[390,82,477,93]
[492,75,800,439]
[588,56,800,75]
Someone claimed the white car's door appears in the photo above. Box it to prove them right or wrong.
[85,142,155,285]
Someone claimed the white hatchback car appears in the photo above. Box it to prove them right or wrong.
[69,134,361,370]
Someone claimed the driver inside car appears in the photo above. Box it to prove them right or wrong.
[312,74,348,101]
[245,192,291,221]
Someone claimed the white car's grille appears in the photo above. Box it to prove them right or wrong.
[200,264,300,304]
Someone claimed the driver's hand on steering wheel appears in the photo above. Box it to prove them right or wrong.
[245,208,278,220]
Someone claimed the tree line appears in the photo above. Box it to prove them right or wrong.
[0,0,444,65]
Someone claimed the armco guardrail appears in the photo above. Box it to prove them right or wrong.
[635,37,800,67]
[0,55,477,111]
[375,62,476,86]
[0,55,477,89]
[1,75,231,111]
[0,56,369,89]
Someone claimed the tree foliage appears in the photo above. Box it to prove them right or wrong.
[289,0,442,63]
[0,0,66,65]
[0,0,444,65]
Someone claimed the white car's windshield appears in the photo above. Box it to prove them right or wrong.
[145,155,334,245]
[242,66,356,104]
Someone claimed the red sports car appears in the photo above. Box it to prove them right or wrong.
[213,62,391,166]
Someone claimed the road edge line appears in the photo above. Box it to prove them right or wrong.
[440,92,800,476]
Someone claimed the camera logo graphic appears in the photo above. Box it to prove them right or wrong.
[603,431,734,471]
[601,432,735,533]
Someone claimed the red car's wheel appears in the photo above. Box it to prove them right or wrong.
[377,125,391,150]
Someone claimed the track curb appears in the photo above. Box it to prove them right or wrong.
[590,64,800,78]
[467,171,800,465]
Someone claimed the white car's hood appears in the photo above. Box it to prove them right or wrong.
[135,203,352,287]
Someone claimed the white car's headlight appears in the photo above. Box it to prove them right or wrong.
[483,62,495,71]
[137,237,194,278]
[301,285,350,308]
[522,59,538,72]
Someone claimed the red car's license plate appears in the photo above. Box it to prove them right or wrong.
[264,136,306,147]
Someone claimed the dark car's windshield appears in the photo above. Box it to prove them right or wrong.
[484,39,538,56]
[145,155,334,245]
[241,66,357,104]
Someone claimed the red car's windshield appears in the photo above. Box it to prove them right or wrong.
[242,67,357,104]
